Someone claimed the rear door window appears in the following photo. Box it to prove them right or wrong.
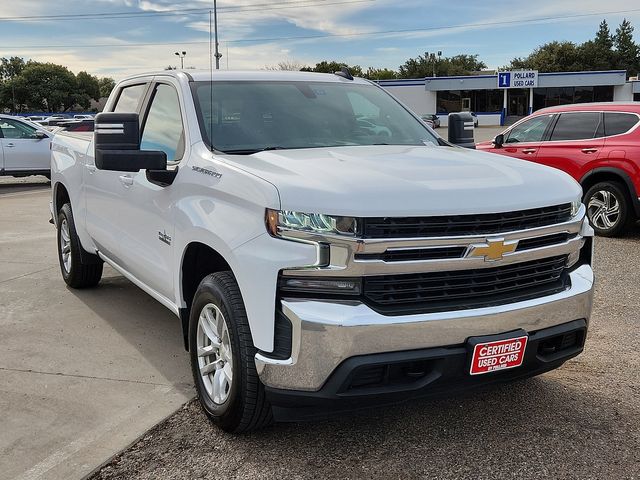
[604,113,639,136]
[113,84,147,113]
[550,112,602,141]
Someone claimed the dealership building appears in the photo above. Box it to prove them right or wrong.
[379,70,640,126]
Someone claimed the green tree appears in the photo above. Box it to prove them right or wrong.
[98,77,116,98]
[363,67,398,80]
[301,60,364,77]
[507,41,583,72]
[75,71,101,109]
[398,52,486,78]
[614,18,640,76]
[16,62,78,111]
[0,56,26,80]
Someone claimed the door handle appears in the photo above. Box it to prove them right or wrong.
[522,148,537,154]
[5,143,15,148]
[119,175,134,186]
[86,164,96,174]
[581,148,598,154]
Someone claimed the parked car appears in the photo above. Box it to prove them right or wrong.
[51,70,593,432]
[470,111,479,127]
[25,115,47,122]
[73,114,94,120]
[58,119,94,132]
[420,114,440,128]
[0,114,53,179]
[477,103,640,236]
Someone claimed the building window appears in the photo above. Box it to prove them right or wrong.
[634,93,640,102]
[532,85,614,112]
[437,89,502,114]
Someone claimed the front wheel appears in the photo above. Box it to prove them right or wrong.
[57,203,103,288]
[189,272,273,433]
[584,181,634,237]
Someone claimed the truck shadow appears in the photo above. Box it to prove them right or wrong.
[66,267,193,392]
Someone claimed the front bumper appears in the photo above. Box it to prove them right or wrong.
[265,319,587,422]
[255,264,593,392]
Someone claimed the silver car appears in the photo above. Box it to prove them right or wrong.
[0,114,53,179]
[420,114,441,128]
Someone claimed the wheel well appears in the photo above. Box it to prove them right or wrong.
[54,183,70,214]
[180,242,232,349]
[580,170,640,218]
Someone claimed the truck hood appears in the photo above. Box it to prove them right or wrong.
[222,145,581,216]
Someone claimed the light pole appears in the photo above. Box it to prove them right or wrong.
[174,51,187,69]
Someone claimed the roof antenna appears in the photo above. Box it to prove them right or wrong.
[208,7,214,153]
[334,66,354,81]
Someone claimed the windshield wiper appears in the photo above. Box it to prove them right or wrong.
[221,146,289,155]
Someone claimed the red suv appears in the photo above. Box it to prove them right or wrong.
[477,103,640,236]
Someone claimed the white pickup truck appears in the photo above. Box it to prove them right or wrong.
[51,70,594,432]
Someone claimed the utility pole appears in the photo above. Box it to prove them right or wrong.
[213,0,222,69]
[174,51,186,69]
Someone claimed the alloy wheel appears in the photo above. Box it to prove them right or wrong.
[196,303,233,405]
[59,218,72,273]
[587,190,620,231]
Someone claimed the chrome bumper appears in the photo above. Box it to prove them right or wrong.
[255,264,594,391]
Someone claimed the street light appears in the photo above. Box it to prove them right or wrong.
[174,51,187,69]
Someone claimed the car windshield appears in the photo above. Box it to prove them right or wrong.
[192,80,438,154]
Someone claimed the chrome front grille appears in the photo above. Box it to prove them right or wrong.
[361,204,572,239]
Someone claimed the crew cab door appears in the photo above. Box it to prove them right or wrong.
[497,114,555,161]
[0,118,50,172]
[534,112,605,180]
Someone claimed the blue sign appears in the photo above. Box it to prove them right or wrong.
[498,72,511,88]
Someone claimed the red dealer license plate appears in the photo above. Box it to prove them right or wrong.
[469,335,528,375]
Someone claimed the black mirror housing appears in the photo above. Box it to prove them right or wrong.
[94,112,167,172]
[493,133,505,148]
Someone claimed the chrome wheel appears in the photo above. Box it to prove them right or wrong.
[197,303,233,405]
[587,190,620,231]
[59,218,72,273]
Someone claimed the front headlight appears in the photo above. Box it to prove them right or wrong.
[571,198,582,217]
[266,209,358,237]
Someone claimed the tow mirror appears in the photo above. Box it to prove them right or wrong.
[493,133,505,148]
[94,112,166,173]
[447,112,475,149]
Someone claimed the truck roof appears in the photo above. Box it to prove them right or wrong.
[119,70,373,85]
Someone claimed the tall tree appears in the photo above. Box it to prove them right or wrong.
[363,67,398,80]
[98,77,116,98]
[614,19,640,76]
[508,41,583,72]
[398,53,486,78]
[301,61,364,76]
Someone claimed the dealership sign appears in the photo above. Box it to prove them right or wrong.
[497,70,538,89]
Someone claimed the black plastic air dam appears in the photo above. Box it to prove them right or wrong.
[265,319,587,422]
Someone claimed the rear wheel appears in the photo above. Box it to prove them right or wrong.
[57,203,103,288]
[584,181,634,237]
[189,272,272,433]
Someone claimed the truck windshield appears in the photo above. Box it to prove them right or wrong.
[191,81,438,154]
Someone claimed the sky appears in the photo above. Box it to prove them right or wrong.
[1,0,640,80]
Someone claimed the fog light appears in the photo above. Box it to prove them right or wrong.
[567,249,580,269]
[279,277,362,295]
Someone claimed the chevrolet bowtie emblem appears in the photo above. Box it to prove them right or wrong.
[467,238,518,262]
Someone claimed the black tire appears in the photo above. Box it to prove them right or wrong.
[57,203,103,288]
[584,181,634,237]
[189,272,272,433]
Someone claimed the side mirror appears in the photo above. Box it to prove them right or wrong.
[94,112,166,173]
[493,133,505,148]
[33,131,48,140]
